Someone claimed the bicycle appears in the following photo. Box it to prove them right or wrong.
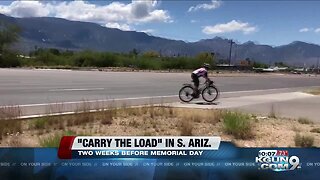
[179,79,219,103]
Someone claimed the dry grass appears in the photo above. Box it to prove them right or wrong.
[75,115,93,127]
[206,110,222,124]
[100,110,114,125]
[0,105,21,119]
[1,106,320,148]
[292,126,300,132]
[305,88,320,95]
[45,103,64,115]
[168,108,174,117]
[269,104,277,118]
[149,105,155,119]
[0,119,22,140]
[128,119,140,128]
[143,131,153,136]
[72,101,95,125]
[8,136,22,147]
[177,108,221,125]
[179,119,193,136]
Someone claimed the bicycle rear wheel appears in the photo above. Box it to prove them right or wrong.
[202,86,219,102]
[179,85,194,102]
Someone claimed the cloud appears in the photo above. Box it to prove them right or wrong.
[202,20,257,34]
[131,0,157,19]
[190,20,198,23]
[139,29,155,36]
[140,29,155,34]
[299,28,311,32]
[0,1,50,17]
[105,22,132,31]
[188,0,221,12]
[299,27,320,33]
[0,0,172,28]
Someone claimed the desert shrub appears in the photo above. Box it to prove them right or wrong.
[39,130,76,147]
[179,119,193,136]
[0,119,22,140]
[223,111,253,139]
[310,128,320,133]
[294,133,314,147]
[298,117,313,124]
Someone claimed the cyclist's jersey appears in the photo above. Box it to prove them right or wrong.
[192,68,207,78]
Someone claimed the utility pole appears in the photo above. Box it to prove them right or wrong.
[228,40,235,66]
[234,44,237,63]
[317,57,319,74]
[211,52,215,66]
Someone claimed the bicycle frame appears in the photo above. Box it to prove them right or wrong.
[188,80,213,92]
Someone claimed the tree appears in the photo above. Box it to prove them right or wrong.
[274,61,287,67]
[129,48,139,58]
[0,22,21,67]
[0,22,21,53]
[196,52,215,65]
[253,61,268,68]
[49,48,61,56]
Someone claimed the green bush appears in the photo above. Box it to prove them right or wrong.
[0,51,20,67]
[22,48,216,70]
[222,111,253,139]
[33,118,47,129]
[39,130,76,147]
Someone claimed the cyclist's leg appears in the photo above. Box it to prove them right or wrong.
[191,73,199,96]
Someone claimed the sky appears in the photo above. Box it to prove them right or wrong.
[0,0,320,46]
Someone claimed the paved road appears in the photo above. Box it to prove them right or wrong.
[233,95,320,122]
[1,69,320,106]
[170,92,320,122]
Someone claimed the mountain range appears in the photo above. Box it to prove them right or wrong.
[1,13,320,66]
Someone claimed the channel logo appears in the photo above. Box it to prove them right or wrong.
[255,150,301,171]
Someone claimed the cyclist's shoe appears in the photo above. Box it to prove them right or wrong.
[192,89,200,98]
[193,94,200,98]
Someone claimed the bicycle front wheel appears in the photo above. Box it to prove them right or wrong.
[179,85,194,103]
[202,86,219,102]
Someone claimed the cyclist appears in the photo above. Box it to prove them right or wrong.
[191,63,211,97]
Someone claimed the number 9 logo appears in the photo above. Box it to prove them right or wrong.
[289,156,300,170]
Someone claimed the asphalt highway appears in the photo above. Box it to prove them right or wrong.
[1,68,320,106]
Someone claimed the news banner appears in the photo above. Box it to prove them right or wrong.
[1,136,320,179]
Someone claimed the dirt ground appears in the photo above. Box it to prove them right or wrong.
[1,107,319,147]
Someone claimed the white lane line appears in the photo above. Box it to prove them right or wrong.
[48,88,105,92]
[221,86,320,94]
[223,88,292,94]
[222,86,320,94]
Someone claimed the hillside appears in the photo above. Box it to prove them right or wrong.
[1,14,320,66]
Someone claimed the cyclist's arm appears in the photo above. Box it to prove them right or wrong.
[204,71,210,81]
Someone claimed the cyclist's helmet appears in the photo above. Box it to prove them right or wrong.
[203,63,210,70]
